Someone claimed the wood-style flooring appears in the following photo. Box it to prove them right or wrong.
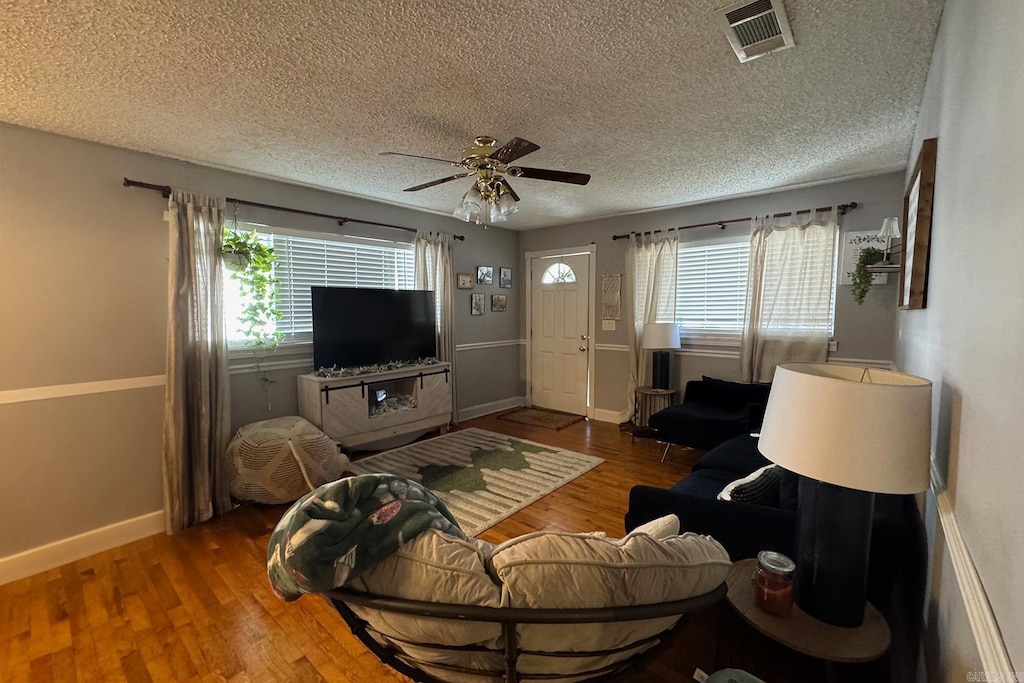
[0,415,890,682]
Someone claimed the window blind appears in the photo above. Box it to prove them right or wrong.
[675,241,750,341]
[224,229,415,345]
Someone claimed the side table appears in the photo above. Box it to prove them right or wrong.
[724,559,890,681]
[632,386,676,443]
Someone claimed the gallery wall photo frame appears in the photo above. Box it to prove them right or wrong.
[457,272,474,289]
[499,267,512,288]
[900,137,938,310]
[476,266,493,285]
[491,294,507,312]
[470,293,485,315]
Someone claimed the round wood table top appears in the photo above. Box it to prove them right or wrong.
[726,559,891,663]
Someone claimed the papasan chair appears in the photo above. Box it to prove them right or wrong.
[266,474,731,682]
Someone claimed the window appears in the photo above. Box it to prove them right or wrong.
[540,262,577,283]
[224,225,415,346]
[674,231,838,345]
[675,240,750,343]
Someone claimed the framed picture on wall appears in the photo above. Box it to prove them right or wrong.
[499,267,512,288]
[470,293,485,316]
[900,137,938,310]
[476,266,493,284]
[457,272,474,289]
[491,294,507,312]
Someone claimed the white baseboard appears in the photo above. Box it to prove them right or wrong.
[0,510,164,586]
[457,396,527,422]
[592,407,629,424]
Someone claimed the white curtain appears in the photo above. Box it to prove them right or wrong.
[163,190,232,533]
[740,208,839,382]
[414,231,458,422]
[626,231,678,419]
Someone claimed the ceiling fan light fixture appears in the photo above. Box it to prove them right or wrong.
[497,192,518,216]
[488,203,507,223]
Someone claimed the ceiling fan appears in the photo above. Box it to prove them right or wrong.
[380,136,591,223]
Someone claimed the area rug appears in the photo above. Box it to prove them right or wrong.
[497,407,585,431]
[346,428,603,536]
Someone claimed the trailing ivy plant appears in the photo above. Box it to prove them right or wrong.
[222,227,282,349]
[222,227,283,410]
[850,246,884,305]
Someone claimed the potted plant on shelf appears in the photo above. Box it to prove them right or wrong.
[850,246,885,305]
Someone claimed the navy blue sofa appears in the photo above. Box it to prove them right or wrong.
[625,434,913,610]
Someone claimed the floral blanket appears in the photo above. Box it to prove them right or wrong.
[266,474,464,601]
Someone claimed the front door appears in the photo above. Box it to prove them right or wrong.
[530,253,590,415]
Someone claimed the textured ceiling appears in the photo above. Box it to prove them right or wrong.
[0,0,943,229]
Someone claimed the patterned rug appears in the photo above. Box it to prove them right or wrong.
[346,428,603,536]
[497,407,585,430]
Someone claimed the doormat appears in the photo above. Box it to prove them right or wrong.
[346,428,603,536]
[497,407,585,431]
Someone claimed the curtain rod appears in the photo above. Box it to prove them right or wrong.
[122,178,465,241]
[610,202,858,241]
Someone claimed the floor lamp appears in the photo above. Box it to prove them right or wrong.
[642,323,680,390]
[757,363,931,627]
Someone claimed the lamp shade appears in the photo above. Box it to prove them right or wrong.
[879,216,901,239]
[642,323,681,350]
[758,363,931,494]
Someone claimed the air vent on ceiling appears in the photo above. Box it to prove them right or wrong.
[716,0,795,63]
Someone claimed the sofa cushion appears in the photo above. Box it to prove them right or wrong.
[700,376,771,409]
[692,435,770,476]
[671,469,739,498]
[488,529,730,678]
[717,465,781,507]
[779,469,800,512]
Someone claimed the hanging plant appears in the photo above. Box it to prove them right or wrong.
[222,227,283,350]
[850,247,884,305]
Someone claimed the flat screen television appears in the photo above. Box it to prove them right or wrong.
[311,287,437,369]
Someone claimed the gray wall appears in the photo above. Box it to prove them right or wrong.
[0,123,521,564]
[896,0,1024,676]
[520,172,904,415]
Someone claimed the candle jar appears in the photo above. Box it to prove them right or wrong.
[753,550,795,617]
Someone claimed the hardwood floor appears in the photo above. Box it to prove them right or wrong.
[0,415,889,682]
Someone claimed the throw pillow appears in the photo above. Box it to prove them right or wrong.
[628,513,680,540]
[717,464,782,506]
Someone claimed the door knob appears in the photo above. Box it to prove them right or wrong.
[579,345,587,352]
[580,334,589,340]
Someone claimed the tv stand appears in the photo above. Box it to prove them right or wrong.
[297,363,452,449]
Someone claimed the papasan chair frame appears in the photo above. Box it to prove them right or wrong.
[326,582,727,682]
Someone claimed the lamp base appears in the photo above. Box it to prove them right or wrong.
[795,478,874,627]
[651,351,671,390]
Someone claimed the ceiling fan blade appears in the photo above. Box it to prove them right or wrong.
[380,152,458,164]
[499,178,520,203]
[512,166,591,185]
[491,137,540,164]
[403,173,471,192]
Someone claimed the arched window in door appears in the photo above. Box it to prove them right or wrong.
[540,262,577,284]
